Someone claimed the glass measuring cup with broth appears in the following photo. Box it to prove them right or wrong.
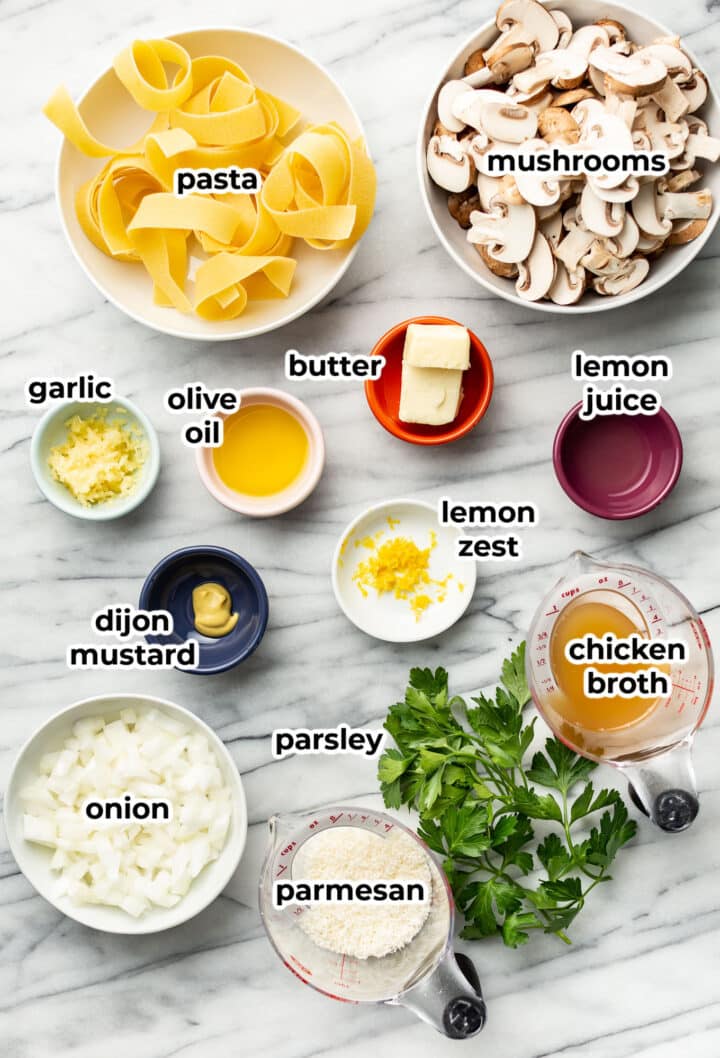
[527,552,714,832]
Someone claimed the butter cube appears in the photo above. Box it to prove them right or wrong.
[403,324,470,370]
[398,363,464,425]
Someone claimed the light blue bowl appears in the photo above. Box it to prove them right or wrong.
[30,397,160,521]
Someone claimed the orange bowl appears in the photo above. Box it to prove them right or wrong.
[364,316,494,446]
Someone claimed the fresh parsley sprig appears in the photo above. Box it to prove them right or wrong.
[378,642,637,948]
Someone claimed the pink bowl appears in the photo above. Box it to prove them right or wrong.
[195,388,325,517]
[553,402,683,520]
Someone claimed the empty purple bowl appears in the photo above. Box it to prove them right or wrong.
[553,403,683,520]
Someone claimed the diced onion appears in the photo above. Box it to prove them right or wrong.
[21,708,232,917]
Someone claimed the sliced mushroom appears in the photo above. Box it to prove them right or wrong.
[651,77,691,124]
[538,106,580,143]
[631,180,673,238]
[550,10,573,49]
[638,43,693,82]
[588,175,639,203]
[448,187,481,228]
[464,49,487,78]
[553,87,597,107]
[451,87,507,130]
[608,212,640,257]
[668,217,708,245]
[657,187,712,221]
[603,86,638,130]
[634,101,688,159]
[438,80,473,132]
[475,242,519,277]
[593,257,649,295]
[480,100,538,142]
[467,201,537,262]
[568,25,609,60]
[589,47,667,96]
[664,168,701,192]
[516,231,556,300]
[540,210,563,248]
[489,43,536,83]
[548,261,586,304]
[594,19,626,44]
[514,48,588,95]
[496,0,560,54]
[580,183,625,236]
[426,135,474,192]
[581,242,627,276]
[682,117,720,166]
[555,214,595,270]
[485,24,534,64]
[682,70,708,112]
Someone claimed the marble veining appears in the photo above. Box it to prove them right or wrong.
[1,0,720,1055]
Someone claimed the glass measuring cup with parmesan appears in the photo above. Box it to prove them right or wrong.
[259,806,486,1039]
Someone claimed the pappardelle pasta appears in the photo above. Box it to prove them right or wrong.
[44,39,376,320]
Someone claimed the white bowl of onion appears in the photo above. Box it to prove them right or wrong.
[5,694,247,933]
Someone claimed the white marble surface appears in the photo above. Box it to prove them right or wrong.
[2,0,720,1055]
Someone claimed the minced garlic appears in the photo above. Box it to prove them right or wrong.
[48,409,148,507]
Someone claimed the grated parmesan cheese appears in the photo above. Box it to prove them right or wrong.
[293,826,432,959]
[48,409,148,507]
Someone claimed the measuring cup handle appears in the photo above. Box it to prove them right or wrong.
[395,949,486,1039]
[622,741,699,833]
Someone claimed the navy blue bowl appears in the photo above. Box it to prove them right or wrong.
[139,546,269,675]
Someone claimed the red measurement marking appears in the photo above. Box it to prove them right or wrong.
[275,863,288,877]
[340,954,346,982]
[672,683,696,693]
[545,605,560,616]
[330,813,344,824]
[618,579,630,589]
[538,631,548,640]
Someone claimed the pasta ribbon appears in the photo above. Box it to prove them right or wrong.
[45,36,376,320]
[261,123,376,250]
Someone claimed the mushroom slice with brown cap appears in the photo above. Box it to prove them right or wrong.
[580,184,625,237]
[581,241,628,276]
[595,19,627,44]
[637,231,668,254]
[464,49,487,78]
[657,187,713,221]
[664,168,701,192]
[476,243,519,277]
[426,135,474,192]
[553,87,597,107]
[477,172,506,210]
[588,47,667,97]
[513,48,588,95]
[451,88,508,131]
[588,174,639,204]
[568,25,610,60]
[549,261,586,304]
[607,212,640,257]
[682,71,708,113]
[604,86,638,130]
[550,10,573,49]
[593,257,649,295]
[438,80,474,132]
[633,101,688,159]
[555,228,595,271]
[651,77,690,124]
[538,106,580,143]
[681,118,720,166]
[631,180,673,238]
[485,24,534,64]
[467,201,537,263]
[540,210,563,248]
[506,85,555,114]
[516,231,556,300]
[448,187,481,228]
[669,217,708,245]
[638,43,693,82]
[480,99,538,142]
[496,0,560,54]
[489,43,536,83]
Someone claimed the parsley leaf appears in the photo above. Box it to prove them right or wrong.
[378,642,637,948]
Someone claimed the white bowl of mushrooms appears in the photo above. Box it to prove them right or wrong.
[419,0,720,311]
